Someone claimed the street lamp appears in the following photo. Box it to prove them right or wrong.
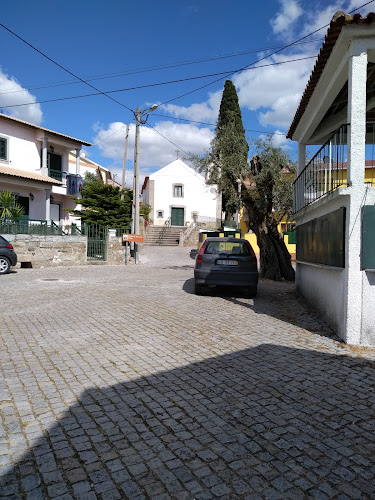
[133,105,158,264]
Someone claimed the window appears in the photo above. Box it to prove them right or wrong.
[157,210,164,218]
[47,152,62,172]
[0,137,8,161]
[173,184,183,197]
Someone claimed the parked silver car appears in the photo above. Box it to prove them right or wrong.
[193,237,259,296]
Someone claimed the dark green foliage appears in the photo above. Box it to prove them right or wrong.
[67,176,132,227]
[243,136,297,280]
[140,203,151,222]
[208,80,249,215]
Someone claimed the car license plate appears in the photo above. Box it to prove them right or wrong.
[216,259,238,266]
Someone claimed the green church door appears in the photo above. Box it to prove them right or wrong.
[171,207,184,226]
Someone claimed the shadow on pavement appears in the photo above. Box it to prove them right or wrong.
[183,277,338,341]
[1,344,375,499]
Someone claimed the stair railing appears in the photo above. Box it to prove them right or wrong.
[157,217,171,245]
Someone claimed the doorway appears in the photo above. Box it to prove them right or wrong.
[171,207,184,226]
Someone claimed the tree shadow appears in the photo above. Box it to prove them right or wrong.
[1,345,375,499]
[183,277,339,341]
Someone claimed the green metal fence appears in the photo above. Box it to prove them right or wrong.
[85,224,108,261]
[0,218,63,235]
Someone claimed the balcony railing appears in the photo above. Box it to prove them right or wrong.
[48,168,63,181]
[293,124,348,213]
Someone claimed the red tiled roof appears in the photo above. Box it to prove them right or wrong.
[287,11,375,139]
[0,165,62,185]
[0,113,91,146]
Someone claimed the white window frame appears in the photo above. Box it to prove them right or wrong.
[173,184,184,198]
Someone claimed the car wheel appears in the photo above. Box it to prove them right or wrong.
[195,282,203,295]
[245,286,257,298]
[0,256,11,275]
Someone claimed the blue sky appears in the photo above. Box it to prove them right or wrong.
[1,0,374,186]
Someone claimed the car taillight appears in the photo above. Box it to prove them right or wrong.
[5,244,13,250]
[196,241,207,264]
[246,242,257,266]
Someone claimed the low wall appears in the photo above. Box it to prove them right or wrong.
[6,234,87,268]
[4,234,133,268]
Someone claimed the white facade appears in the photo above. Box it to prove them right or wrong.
[142,159,220,226]
[288,13,375,346]
[0,113,91,227]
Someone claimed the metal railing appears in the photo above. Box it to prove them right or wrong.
[0,218,63,235]
[157,217,171,245]
[293,124,348,213]
[48,169,63,182]
[366,122,375,186]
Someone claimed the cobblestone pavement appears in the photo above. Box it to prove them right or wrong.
[1,246,375,499]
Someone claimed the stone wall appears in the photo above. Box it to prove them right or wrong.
[6,234,87,268]
[3,232,142,269]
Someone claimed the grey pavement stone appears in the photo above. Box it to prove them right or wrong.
[1,246,375,499]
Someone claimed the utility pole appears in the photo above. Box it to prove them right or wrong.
[132,104,158,265]
[133,108,141,265]
[121,124,130,200]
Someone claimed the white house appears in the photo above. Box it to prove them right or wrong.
[287,11,375,346]
[0,113,116,228]
[142,159,221,226]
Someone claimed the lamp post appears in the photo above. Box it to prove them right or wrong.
[133,105,158,264]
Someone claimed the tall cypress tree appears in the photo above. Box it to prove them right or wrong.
[210,80,249,217]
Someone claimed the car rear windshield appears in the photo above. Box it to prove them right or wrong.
[204,241,252,256]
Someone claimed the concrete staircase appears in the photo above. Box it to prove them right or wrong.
[144,225,182,246]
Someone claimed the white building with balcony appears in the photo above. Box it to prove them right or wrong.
[0,113,92,227]
[288,11,375,346]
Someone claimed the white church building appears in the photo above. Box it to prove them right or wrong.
[142,159,221,227]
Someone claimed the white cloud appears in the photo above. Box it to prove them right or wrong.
[93,120,214,172]
[272,0,303,35]
[0,70,42,124]
[162,90,222,123]
[233,53,315,129]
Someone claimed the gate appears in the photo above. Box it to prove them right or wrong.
[85,224,108,261]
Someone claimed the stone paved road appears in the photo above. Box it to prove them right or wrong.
[1,246,375,500]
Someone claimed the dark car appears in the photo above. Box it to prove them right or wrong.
[193,237,259,296]
[0,235,17,274]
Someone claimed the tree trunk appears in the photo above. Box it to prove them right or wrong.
[255,221,295,281]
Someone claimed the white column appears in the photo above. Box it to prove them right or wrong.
[76,149,81,176]
[297,142,306,175]
[344,40,368,345]
[45,188,51,221]
[42,138,48,176]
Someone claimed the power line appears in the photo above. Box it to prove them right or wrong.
[0,22,134,114]
[0,38,324,97]
[145,122,192,157]
[150,113,286,135]
[157,0,375,107]
[0,56,317,110]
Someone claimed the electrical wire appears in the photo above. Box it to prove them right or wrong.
[145,122,192,157]
[0,22,134,114]
[157,0,375,107]
[150,113,286,135]
[0,38,323,97]
[1,56,317,110]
